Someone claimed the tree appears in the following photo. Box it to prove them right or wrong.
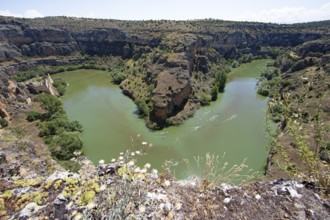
[26,111,40,122]
[53,78,67,96]
[200,93,212,106]
[111,69,126,84]
[51,132,83,160]
[36,94,64,120]
[134,98,149,116]
[215,70,227,93]
[211,83,219,101]
[0,118,8,128]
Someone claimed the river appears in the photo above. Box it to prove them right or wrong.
[54,59,270,179]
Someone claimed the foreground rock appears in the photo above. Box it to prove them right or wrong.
[0,134,329,219]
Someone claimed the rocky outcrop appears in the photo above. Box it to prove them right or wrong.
[150,68,191,126]
[27,74,59,96]
[0,103,10,120]
[0,141,329,219]
[0,72,31,121]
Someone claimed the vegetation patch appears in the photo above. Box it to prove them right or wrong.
[29,93,83,169]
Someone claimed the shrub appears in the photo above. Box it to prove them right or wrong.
[200,93,212,106]
[231,60,239,68]
[26,111,40,122]
[260,67,279,81]
[50,132,83,160]
[33,93,84,161]
[214,70,227,93]
[0,118,8,128]
[66,120,83,132]
[53,78,67,96]
[111,69,126,84]
[35,94,64,120]
[239,53,253,63]
[134,99,149,116]
[257,87,270,97]
[211,83,219,101]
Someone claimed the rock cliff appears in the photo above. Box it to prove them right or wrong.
[0,16,329,127]
[0,16,329,219]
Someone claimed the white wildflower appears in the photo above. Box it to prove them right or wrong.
[99,185,107,191]
[111,159,116,162]
[150,169,158,179]
[87,202,96,210]
[73,213,83,220]
[127,161,135,167]
[144,163,151,169]
[140,168,147,173]
[164,180,171,187]
[135,151,141,155]
[131,152,135,156]
[152,169,158,174]
[122,173,129,180]
[118,156,124,160]
[134,167,141,173]
[175,202,182,210]
[139,205,146,213]
[119,152,124,155]
[98,160,105,165]
[142,141,147,145]
[149,143,153,147]
[223,197,231,204]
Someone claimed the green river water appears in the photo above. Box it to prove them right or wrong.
[54,59,270,178]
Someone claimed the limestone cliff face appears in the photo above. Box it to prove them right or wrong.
[209,31,322,59]
[0,75,29,121]
[0,17,328,127]
[74,28,160,58]
[150,68,191,126]
[27,74,59,96]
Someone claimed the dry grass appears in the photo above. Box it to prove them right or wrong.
[183,153,259,189]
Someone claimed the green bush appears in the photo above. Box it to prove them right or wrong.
[211,83,219,101]
[215,70,227,93]
[26,111,40,122]
[257,87,270,97]
[200,93,212,106]
[260,67,279,80]
[0,118,8,128]
[33,93,84,161]
[134,98,149,116]
[257,66,281,97]
[239,53,253,63]
[53,78,67,96]
[50,132,83,160]
[111,69,126,84]
[231,60,239,68]
[35,94,64,120]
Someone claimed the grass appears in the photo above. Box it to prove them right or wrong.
[183,153,258,190]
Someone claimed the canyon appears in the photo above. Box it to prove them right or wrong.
[0,16,329,219]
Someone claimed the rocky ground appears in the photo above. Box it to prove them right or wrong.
[0,132,329,219]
